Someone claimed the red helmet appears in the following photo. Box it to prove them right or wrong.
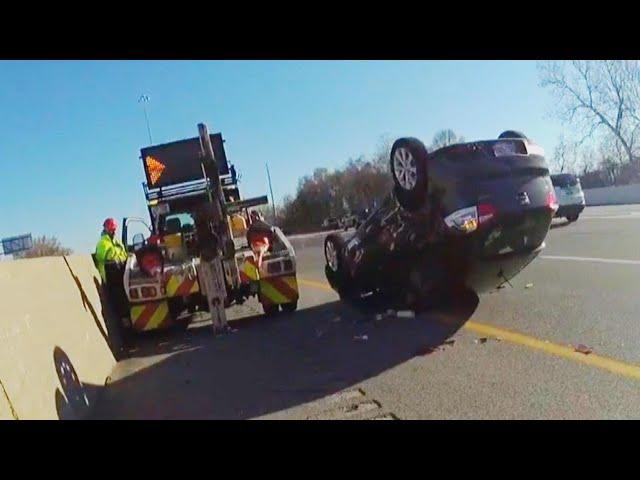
[103,218,117,234]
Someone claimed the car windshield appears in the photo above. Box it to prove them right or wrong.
[160,212,195,235]
[551,174,579,188]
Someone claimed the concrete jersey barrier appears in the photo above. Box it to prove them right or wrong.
[584,183,640,206]
[0,255,118,420]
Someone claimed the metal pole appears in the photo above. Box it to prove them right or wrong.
[265,162,277,224]
[138,95,153,145]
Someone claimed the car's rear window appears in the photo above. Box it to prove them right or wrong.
[551,174,579,188]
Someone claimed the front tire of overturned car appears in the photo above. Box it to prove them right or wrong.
[390,137,429,211]
[324,234,355,299]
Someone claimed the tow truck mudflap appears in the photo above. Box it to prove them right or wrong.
[258,274,299,307]
[129,300,172,331]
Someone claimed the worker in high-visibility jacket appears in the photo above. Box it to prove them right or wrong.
[95,218,128,282]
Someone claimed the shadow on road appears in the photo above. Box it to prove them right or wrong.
[91,290,478,419]
[550,219,572,230]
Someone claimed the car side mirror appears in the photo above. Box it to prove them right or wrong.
[132,233,145,250]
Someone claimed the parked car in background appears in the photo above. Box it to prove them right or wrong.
[340,213,359,230]
[322,217,341,230]
[551,173,585,222]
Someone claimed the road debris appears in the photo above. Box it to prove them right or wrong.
[525,283,534,289]
[353,334,369,342]
[475,337,488,344]
[574,344,593,355]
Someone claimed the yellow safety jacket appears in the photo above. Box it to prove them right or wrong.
[95,233,128,282]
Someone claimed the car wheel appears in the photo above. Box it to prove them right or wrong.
[281,301,298,313]
[498,130,528,139]
[324,234,354,299]
[262,303,279,317]
[390,137,429,211]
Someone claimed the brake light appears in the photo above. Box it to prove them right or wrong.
[129,288,139,300]
[477,203,497,225]
[547,190,559,212]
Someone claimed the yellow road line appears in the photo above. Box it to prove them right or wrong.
[298,277,640,381]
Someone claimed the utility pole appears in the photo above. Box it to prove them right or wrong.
[138,94,153,145]
[265,162,277,224]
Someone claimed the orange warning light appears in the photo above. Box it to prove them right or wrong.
[145,155,166,186]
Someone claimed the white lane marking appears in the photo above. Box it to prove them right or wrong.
[580,215,640,220]
[541,255,640,266]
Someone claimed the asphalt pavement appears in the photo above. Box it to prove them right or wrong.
[91,205,640,420]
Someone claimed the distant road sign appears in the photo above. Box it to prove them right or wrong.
[1,234,33,255]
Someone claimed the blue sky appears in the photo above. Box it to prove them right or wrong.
[0,60,564,254]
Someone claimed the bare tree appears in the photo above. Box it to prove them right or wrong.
[430,129,465,150]
[538,60,640,165]
[15,235,72,259]
[552,134,580,173]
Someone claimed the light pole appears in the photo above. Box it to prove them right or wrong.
[138,94,153,145]
[265,163,277,224]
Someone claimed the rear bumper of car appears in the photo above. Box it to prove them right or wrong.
[464,242,545,294]
[555,203,585,218]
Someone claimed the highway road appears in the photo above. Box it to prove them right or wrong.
[92,205,640,419]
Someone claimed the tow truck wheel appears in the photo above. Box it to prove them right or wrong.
[281,301,298,313]
[263,303,279,317]
[390,138,429,211]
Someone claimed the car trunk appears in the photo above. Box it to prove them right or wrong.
[430,139,554,257]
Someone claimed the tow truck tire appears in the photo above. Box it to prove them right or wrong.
[390,138,429,211]
[263,303,279,317]
[281,301,298,313]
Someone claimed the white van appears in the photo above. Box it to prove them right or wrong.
[551,173,585,222]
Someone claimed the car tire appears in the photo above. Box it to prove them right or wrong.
[390,137,429,211]
[498,130,528,139]
[262,303,279,317]
[324,234,354,299]
[281,301,298,313]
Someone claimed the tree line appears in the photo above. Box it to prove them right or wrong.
[539,60,640,187]
[268,130,464,233]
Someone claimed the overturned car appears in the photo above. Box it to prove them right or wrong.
[324,131,558,309]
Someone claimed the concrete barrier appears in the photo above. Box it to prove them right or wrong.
[0,255,118,419]
[584,183,640,206]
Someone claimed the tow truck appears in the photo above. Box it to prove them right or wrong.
[113,123,299,334]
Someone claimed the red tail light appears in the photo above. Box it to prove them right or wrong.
[547,190,559,212]
[129,288,139,300]
[140,251,162,276]
[477,203,497,225]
